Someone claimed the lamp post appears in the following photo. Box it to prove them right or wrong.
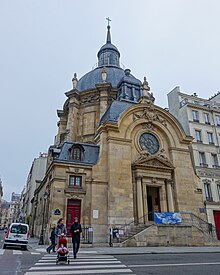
[38,191,48,245]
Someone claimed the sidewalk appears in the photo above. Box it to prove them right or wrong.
[28,237,220,255]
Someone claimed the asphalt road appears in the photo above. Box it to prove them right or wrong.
[1,230,220,274]
[116,253,220,275]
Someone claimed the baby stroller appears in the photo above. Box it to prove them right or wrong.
[56,234,70,265]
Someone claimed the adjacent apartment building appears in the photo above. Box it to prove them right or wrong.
[168,87,220,236]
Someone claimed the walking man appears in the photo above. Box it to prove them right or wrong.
[70,217,82,259]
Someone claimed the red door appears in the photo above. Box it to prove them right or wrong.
[213,210,220,240]
[66,199,81,237]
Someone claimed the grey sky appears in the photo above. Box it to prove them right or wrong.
[0,0,219,201]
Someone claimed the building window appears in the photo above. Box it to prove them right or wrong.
[204,113,210,124]
[212,154,219,168]
[199,152,207,167]
[72,147,82,160]
[216,115,220,126]
[69,176,82,187]
[217,184,220,201]
[195,130,202,142]
[207,132,214,144]
[192,110,199,122]
[204,182,213,201]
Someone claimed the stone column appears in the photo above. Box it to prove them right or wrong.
[142,183,148,222]
[136,177,144,223]
[166,179,174,212]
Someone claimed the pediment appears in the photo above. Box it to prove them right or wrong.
[132,152,174,170]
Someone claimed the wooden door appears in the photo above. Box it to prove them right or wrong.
[213,210,220,240]
[66,199,81,236]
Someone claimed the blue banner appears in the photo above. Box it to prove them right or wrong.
[154,212,181,224]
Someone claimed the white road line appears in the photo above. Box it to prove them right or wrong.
[24,269,133,274]
[39,258,118,262]
[31,252,41,255]
[13,250,22,254]
[42,255,114,259]
[30,264,127,270]
[0,249,5,255]
[35,260,121,265]
[128,262,220,268]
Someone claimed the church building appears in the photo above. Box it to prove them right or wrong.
[33,23,206,245]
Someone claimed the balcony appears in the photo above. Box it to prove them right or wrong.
[200,163,208,168]
[193,119,200,123]
[206,197,213,202]
[212,165,220,169]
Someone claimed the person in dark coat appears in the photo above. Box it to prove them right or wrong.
[46,225,56,253]
[70,217,82,259]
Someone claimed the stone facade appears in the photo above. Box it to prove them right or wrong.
[33,26,206,245]
[168,87,220,233]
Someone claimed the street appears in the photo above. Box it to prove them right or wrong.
[1,231,220,274]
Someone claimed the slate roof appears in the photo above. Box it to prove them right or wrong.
[50,142,100,165]
[77,66,125,91]
[100,100,136,124]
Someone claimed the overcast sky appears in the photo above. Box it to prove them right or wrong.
[0,0,220,201]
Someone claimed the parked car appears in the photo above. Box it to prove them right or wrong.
[3,223,30,250]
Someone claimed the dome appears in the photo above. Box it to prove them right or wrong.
[76,24,141,92]
[77,66,125,91]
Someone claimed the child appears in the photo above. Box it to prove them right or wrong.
[46,225,56,253]
[57,243,69,255]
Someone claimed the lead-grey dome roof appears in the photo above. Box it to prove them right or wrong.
[76,25,141,92]
[77,66,125,91]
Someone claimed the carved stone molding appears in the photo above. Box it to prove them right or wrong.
[80,94,99,104]
[132,151,174,170]
[142,122,154,130]
[133,106,167,127]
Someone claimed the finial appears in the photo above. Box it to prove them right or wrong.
[72,73,78,89]
[101,66,107,82]
[106,17,111,43]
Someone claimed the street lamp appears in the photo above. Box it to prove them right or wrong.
[38,191,48,245]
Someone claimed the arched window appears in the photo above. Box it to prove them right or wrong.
[73,147,81,160]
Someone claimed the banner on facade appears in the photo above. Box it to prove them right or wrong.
[154,212,182,224]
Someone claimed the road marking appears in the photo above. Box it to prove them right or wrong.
[35,260,121,265]
[0,249,5,255]
[24,253,134,274]
[42,254,115,259]
[13,250,22,254]
[31,252,41,255]
[128,262,220,268]
[24,269,133,274]
[30,264,127,270]
[39,258,118,262]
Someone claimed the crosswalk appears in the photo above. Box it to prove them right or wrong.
[24,253,135,274]
[0,248,40,255]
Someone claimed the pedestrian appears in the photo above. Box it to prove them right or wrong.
[55,218,67,237]
[46,224,56,253]
[70,217,82,259]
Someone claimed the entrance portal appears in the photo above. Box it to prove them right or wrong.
[213,210,220,240]
[147,186,161,221]
[66,199,81,236]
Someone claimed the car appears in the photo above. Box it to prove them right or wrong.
[3,223,30,250]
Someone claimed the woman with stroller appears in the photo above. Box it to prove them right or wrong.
[56,218,67,237]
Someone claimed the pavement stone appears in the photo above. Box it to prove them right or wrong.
[28,237,220,255]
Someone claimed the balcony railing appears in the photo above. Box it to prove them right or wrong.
[200,163,208,168]
[212,165,220,169]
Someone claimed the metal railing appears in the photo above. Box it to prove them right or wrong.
[81,227,93,244]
